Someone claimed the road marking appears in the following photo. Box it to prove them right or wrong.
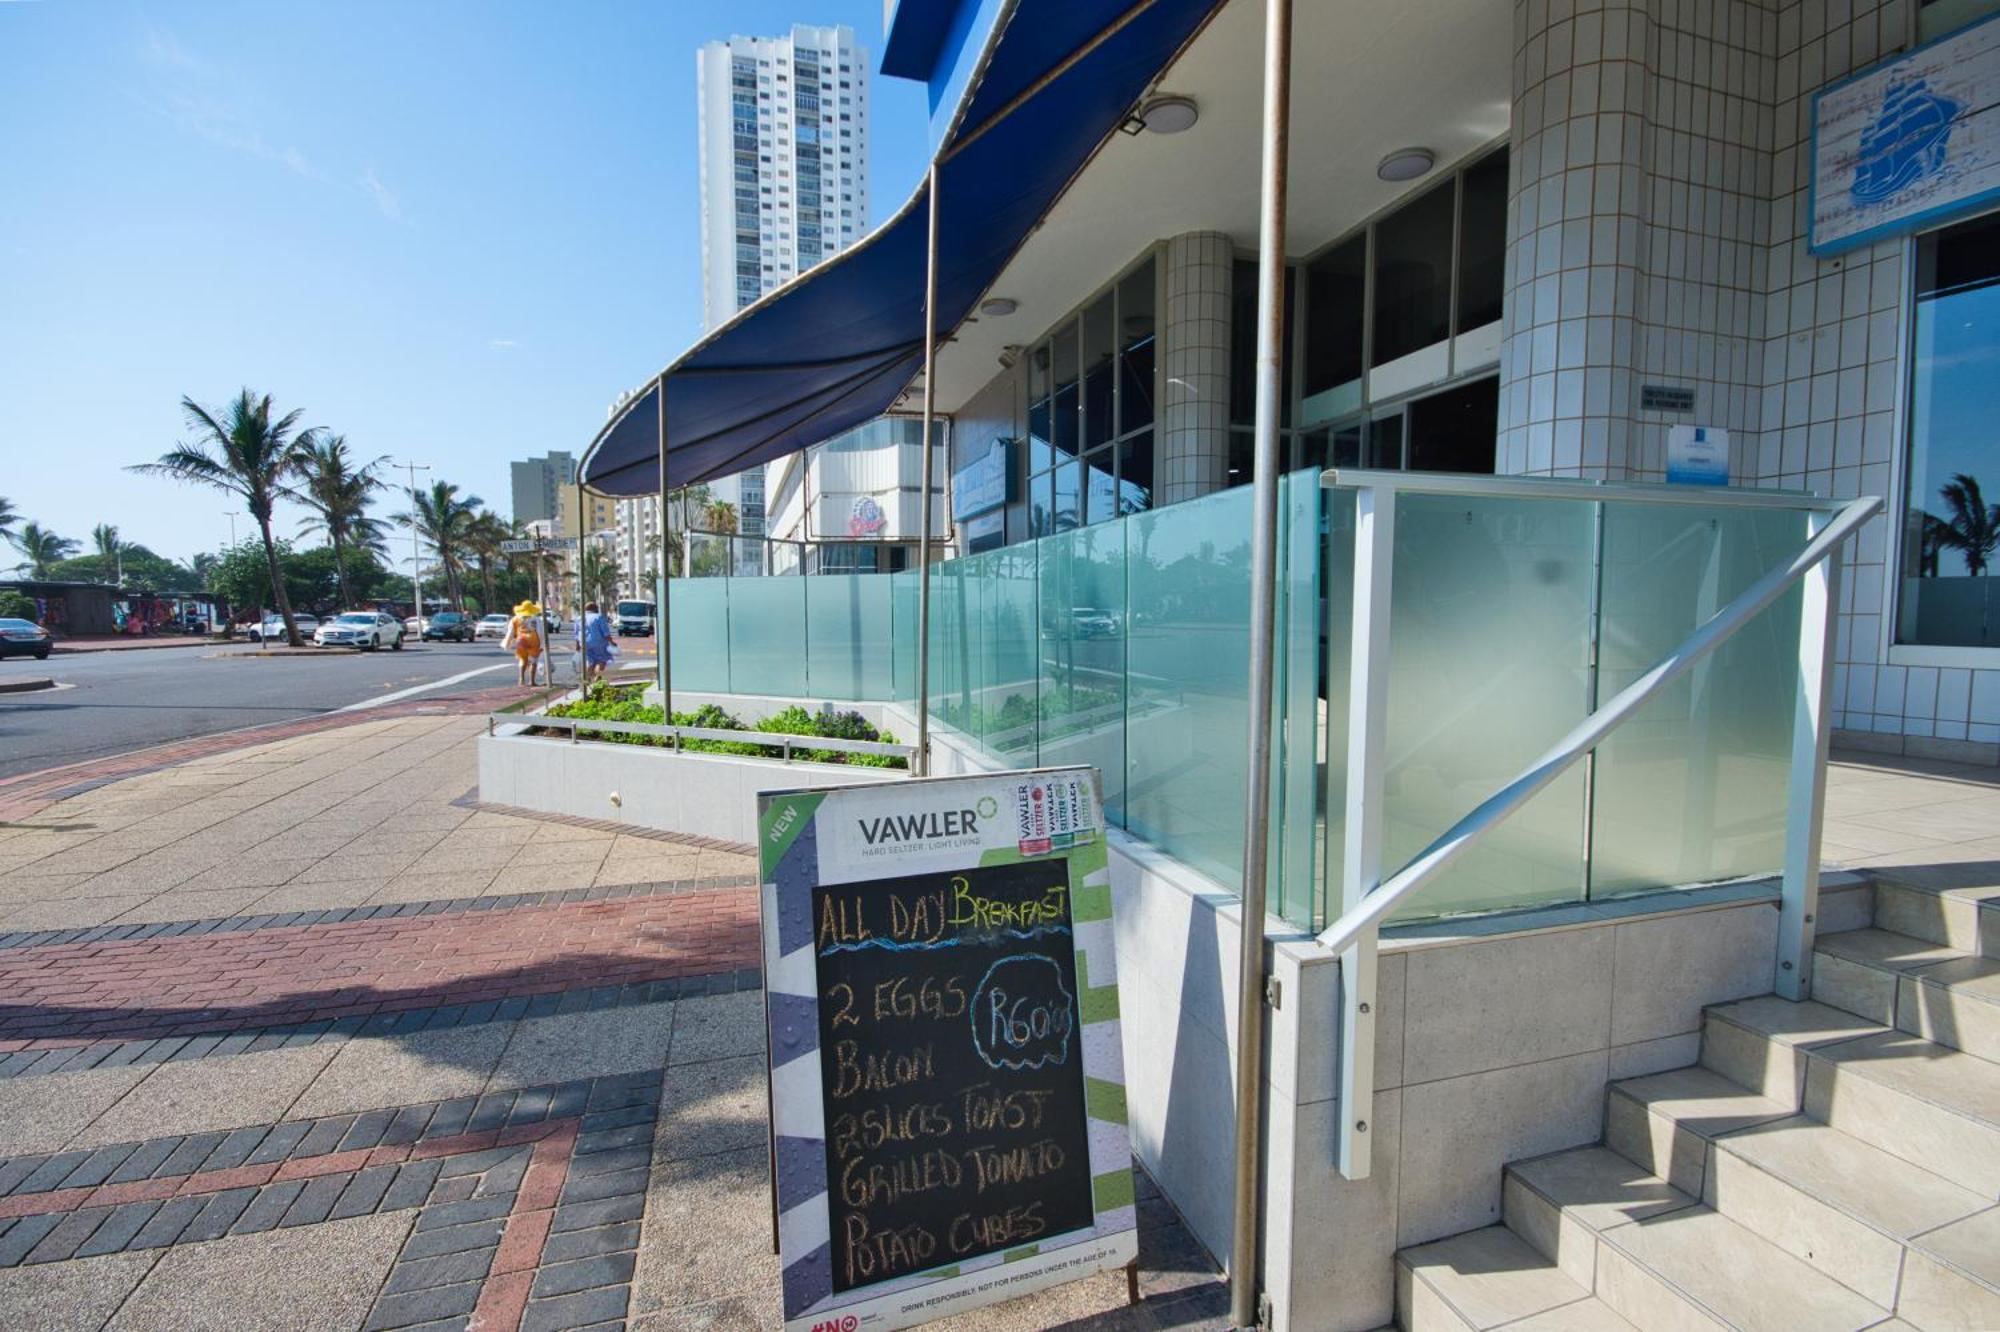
[337,662,515,711]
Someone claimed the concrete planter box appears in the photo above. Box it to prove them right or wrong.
[477,726,902,845]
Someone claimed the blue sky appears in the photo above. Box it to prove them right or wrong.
[0,0,929,569]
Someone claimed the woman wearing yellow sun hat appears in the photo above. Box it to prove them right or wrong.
[502,600,545,687]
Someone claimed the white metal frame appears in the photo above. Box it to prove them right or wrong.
[1317,469,1879,1180]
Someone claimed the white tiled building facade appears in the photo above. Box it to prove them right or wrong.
[1495,0,1999,756]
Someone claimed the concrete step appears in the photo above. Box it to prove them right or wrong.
[1895,953,2000,1064]
[1870,877,2000,961]
[1812,927,1965,1026]
[1395,1225,1637,1331]
[1801,1028,2000,1198]
[1604,1065,1791,1195]
[1501,1145,1888,1331]
[1702,1114,1987,1310]
[1902,1205,2000,1329]
[1699,995,1886,1108]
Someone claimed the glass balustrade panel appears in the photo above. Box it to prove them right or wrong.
[668,577,731,696]
[804,573,894,701]
[1377,493,1594,920]
[725,576,808,697]
[1590,504,1805,896]
[1038,523,1129,819]
[1124,486,1257,889]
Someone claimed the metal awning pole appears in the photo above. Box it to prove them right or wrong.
[1230,0,1291,1323]
[657,378,672,710]
[915,162,939,778]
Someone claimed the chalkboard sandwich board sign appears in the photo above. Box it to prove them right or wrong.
[758,768,1136,1332]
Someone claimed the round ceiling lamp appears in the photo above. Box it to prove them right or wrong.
[1137,96,1199,134]
[979,297,1019,317]
[1376,147,1436,182]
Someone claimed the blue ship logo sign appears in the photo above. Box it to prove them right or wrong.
[1851,79,1962,204]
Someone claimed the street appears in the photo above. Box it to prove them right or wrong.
[0,640,606,781]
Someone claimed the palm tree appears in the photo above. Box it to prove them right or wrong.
[7,521,80,577]
[395,480,481,610]
[294,435,388,607]
[703,499,739,535]
[190,551,220,591]
[464,510,514,612]
[1931,473,2000,576]
[129,391,316,645]
[0,496,17,544]
[92,523,124,585]
[580,544,620,606]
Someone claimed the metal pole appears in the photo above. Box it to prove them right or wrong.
[915,162,939,778]
[1778,510,1839,999]
[1229,0,1290,1323]
[1335,488,1393,1183]
[657,377,672,711]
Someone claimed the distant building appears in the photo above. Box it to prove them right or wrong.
[510,452,576,526]
[553,484,617,547]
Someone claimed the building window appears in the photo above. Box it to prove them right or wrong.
[1897,210,2000,649]
[1371,179,1455,367]
[1304,234,1365,420]
[1025,253,1159,533]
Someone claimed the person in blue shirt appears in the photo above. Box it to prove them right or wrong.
[577,601,615,684]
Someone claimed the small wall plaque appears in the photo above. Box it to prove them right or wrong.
[1641,384,1697,413]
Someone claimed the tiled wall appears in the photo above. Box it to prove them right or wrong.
[1500,0,2000,757]
[1753,0,2000,752]
[1160,232,1234,504]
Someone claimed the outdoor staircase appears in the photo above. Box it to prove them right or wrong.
[1396,876,2000,1331]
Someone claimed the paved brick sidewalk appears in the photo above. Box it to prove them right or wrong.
[0,889,758,1051]
[0,701,1225,1331]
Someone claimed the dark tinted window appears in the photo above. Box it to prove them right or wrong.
[1305,235,1366,396]
[1371,180,1455,365]
[1456,150,1509,331]
[1407,376,1499,473]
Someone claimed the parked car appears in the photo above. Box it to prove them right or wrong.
[422,611,474,642]
[474,613,511,642]
[0,618,52,661]
[313,611,405,651]
[247,614,319,643]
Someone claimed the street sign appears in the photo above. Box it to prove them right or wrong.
[758,768,1136,1332]
[499,540,537,553]
[499,538,580,554]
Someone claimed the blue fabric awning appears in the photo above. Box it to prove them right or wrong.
[580,0,1223,498]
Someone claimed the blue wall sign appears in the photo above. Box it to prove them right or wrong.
[1810,12,2000,254]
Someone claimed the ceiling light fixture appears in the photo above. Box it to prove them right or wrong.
[1136,95,1199,135]
[1376,147,1436,182]
[979,297,1019,317]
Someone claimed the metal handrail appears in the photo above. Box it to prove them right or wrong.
[1311,481,1879,1184]
[487,712,915,761]
[1313,491,1879,957]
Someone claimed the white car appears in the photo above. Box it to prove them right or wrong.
[246,614,319,643]
[313,611,405,651]
[474,613,511,642]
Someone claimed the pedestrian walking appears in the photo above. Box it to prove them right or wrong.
[503,600,546,687]
[577,601,615,684]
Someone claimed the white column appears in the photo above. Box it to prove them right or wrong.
[1160,231,1234,504]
